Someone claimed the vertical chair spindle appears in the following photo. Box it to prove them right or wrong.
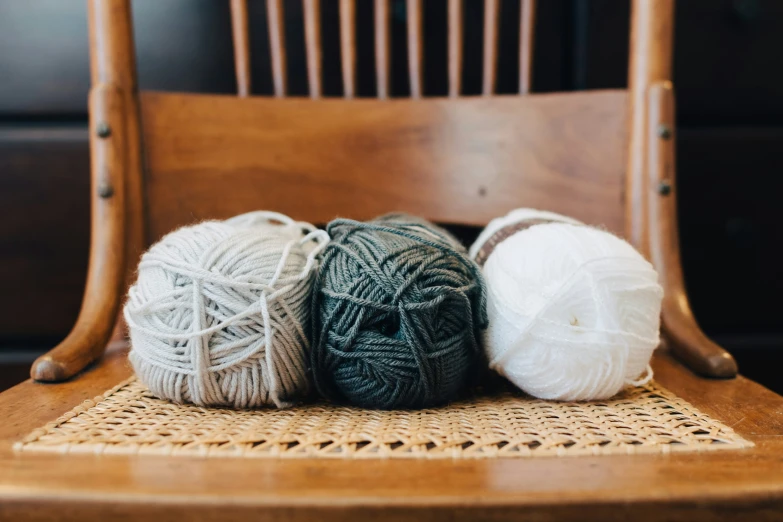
[230,0,252,97]
[406,0,423,98]
[482,0,499,96]
[448,0,462,98]
[267,0,288,97]
[374,0,391,99]
[303,0,322,99]
[519,0,536,94]
[340,0,356,98]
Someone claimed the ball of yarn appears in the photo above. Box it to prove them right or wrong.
[470,209,663,401]
[124,211,329,409]
[312,214,487,409]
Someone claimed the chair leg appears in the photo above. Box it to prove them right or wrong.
[31,86,128,382]
[646,82,737,378]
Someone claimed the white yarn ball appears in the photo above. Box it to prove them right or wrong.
[472,209,663,401]
[124,211,329,409]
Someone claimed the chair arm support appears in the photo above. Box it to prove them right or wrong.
[646,82,737,379]
[31,85,127,382]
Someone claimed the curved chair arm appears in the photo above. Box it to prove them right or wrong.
[31,85,127,382]
[647,82,737,378]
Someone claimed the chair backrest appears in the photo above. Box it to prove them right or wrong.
[140,89,628,239]
[32,0,686,383]
[126,0,658,243]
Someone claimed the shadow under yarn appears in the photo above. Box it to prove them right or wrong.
[312,214,487,410]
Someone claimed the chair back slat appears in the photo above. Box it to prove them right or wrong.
[406,0,424,98]
[229,0,251,97]
[339,0,356,98]
[519,0,536,94]
[448,0,463,98]
[303,0,322,99]
[140,90,628,239]
[266,0,287,97]
[482,0,500,96]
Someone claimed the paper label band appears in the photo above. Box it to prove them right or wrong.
[474,218,559,267]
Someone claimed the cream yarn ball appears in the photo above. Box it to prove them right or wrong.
[124,211,329,409]
[470,209,664,401]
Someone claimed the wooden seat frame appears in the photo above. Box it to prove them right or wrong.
[30,0,736,385]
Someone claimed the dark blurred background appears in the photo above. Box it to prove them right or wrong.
[1,0,781,392]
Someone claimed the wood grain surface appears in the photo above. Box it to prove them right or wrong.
[141,89,628,241]
[229,0,251,97]
[519,0,536,94]
[1,345,782,521]
[266,0,288,97]
[373,0,390,99]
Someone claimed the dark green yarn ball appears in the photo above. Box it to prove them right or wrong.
[311,214,487,409]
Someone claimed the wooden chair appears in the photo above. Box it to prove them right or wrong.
[1,0,782,519]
